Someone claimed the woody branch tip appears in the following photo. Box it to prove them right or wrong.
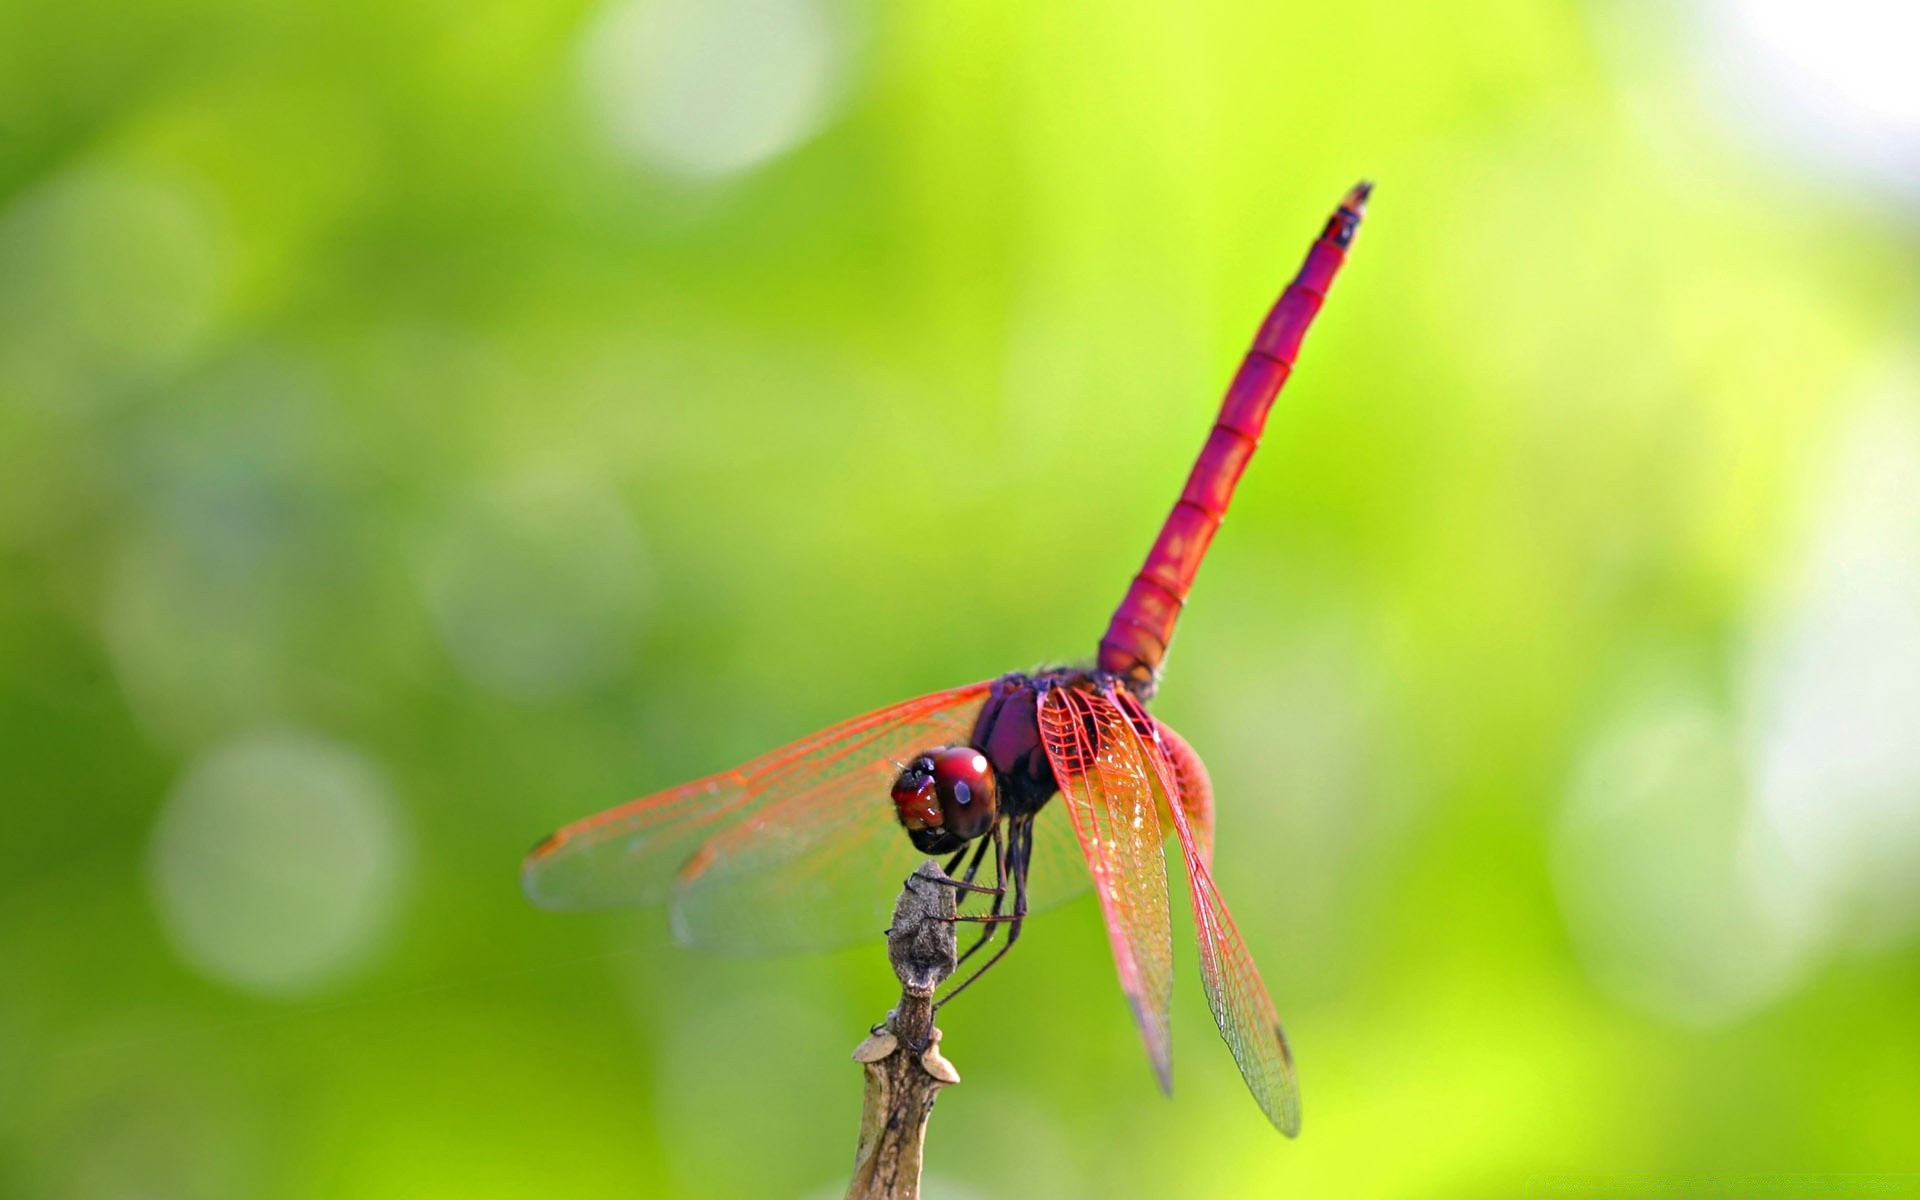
[844,862,962,1200]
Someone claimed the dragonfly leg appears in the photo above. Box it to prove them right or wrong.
[952,824,1010,967]
[914,841,997,903]
[921,832,1005,900]
[933,816,1031,1013]
[929,879,1003,899]
[959,832,995,887]
[952,834,1001,913]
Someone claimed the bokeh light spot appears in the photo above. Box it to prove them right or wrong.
[147,730,407,997]
[1746,384,1920,949]
[419,471,651,703]
[579,0,847,180]
[1690,0,1920,197]
[0,165,224,408]
[1555,696,1818,1025]
[100,354,341,748]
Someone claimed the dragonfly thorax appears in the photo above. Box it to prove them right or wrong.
[890,746,999,854]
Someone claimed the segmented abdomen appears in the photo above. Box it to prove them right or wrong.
[1098,184,1370,695]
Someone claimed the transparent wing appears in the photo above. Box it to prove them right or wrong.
[1014,723,1207,916]
[667,783,918,954]
[523,681,994,953]
[1152,718,1214,871]
[1020,799,1097,915]
[1112,688,1301,1136]
[1037,682,1175,1093]
[675,695,1096,951]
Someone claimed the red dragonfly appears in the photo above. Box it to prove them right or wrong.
[524,184,1370,1135]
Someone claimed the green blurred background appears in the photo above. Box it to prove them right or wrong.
[4,0,1917,1195]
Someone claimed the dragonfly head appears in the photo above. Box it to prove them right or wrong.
[890,746,999,854]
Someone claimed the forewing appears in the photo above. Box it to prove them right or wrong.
[523,682,993,952]
[1113,690,1301,1136]
[1037,683,1175,1093]
[668,741,940,954]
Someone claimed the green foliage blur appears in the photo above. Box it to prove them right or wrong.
[3,0,1916,1195]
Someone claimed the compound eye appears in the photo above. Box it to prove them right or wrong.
[930,747,997,839]
[931,748,989,807]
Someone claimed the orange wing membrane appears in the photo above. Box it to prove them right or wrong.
[523,681,993,952]
[1113,688,1302,1135]
[1037,682,1176,1093]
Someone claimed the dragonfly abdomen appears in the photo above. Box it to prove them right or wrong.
[1097,183,1370,697]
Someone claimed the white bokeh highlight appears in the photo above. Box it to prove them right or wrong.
[1555,695,1821,1026]
[148,730,407,997]
[579,0,847,180]
[1744,386,1920,949]
[1689,0,1920,199]
[1559,375,1920,1024]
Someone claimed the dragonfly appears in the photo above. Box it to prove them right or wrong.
[524,183,1370,1136]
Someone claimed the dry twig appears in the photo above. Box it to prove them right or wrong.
[845,861,962,1200]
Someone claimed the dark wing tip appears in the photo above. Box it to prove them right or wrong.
[521,834,570,908]
[1344,179,1373,211]
[1271,1020,1302,1137]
